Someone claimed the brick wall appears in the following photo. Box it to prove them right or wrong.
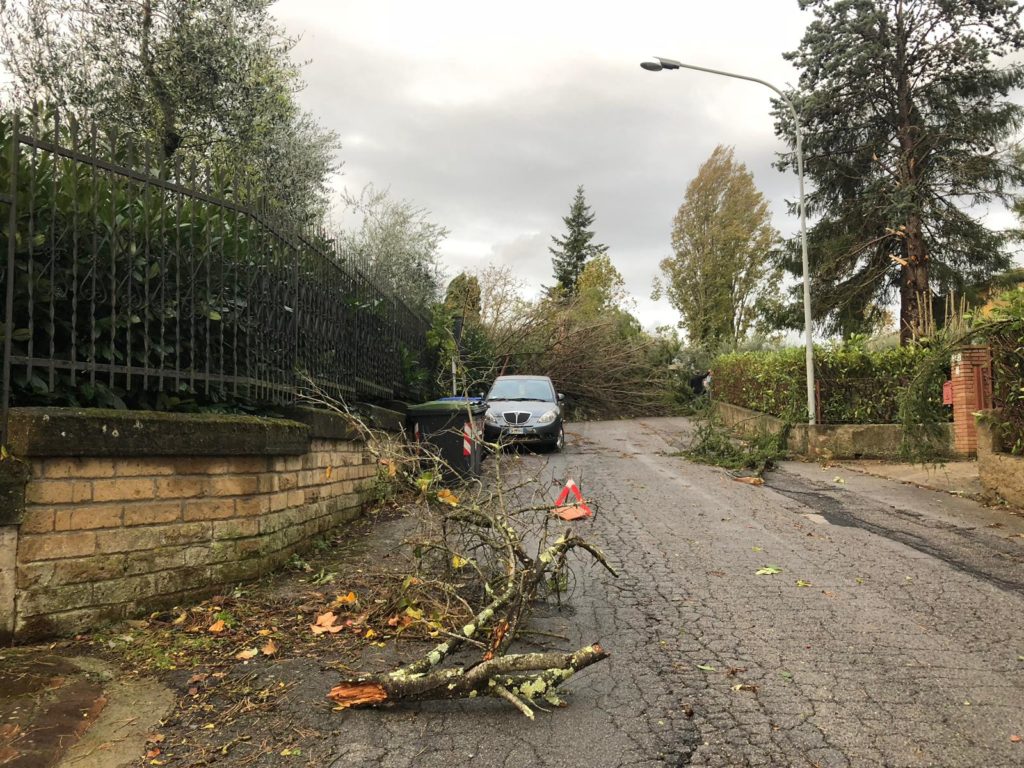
[1,408,380,640]
[951,346,993,456]
[976,409,1024,508]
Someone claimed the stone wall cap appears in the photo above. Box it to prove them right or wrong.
[7,407,311,458]
[278,406,365,441]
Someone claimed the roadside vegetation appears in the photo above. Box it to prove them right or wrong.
[2,0,1023,433]
[682,404,786,480]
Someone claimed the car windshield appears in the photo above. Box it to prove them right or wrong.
[488,379,553,402]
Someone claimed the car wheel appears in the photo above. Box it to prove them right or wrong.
[551,426,565,453]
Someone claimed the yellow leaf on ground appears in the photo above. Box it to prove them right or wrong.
[451,554,469,569]
[335,591,357,605]
[437,488,460,506]
[733,476,764,486]
[364,629,377,639]
[208,619,226,634]
[261,639,278,656]
[235,648,258,660]
[257,629,272,636]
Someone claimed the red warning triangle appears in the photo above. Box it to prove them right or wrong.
[552,479,593,520]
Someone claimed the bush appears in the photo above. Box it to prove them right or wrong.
[712,341,949,425]
[985,287,1024,454]
[0,113,431,412]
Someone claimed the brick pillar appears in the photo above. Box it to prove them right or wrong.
[951,345,993,456]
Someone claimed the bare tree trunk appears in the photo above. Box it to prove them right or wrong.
[894,3,930,346]
[141,0,181,160]
[899,213,930,345]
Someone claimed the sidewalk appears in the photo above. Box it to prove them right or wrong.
[835,458,985,500]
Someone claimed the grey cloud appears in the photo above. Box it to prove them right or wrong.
[291,37,809,324]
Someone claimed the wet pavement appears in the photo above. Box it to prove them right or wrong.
[323,417,1024,767]
[0,653,108,767]
[5,416,1024,767]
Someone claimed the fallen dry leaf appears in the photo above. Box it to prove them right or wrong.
[208,619,226,634]
[146,747,162,759]
[310,612,343,635]
[186,673,208,686]
[725,667,748,677]
[733,476,765,486]
[731,683,759,693]
[261,639,278,656]
[1011,735,1022,743]
[235,648,258,660]
[437,488,460,506]
[257,629,272,636]
[333,592,358,606]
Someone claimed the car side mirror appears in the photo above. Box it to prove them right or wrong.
[557,392,565,402]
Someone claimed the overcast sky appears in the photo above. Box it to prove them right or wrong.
[272,0,1022,330]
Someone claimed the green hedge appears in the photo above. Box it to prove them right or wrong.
[985,287,1024,454]
[712,343,949,425]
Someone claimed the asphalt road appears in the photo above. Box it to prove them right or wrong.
[327,417,1024,768]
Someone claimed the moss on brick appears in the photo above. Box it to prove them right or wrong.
[0,458,29,525]
[7,408,310,458]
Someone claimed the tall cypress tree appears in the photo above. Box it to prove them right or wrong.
[775,0,1024,342]
[549,185,607,298]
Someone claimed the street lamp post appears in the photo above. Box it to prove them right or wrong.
[641,56,816,425]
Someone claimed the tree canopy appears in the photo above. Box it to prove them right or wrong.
[655,145,780,349]
[775,0,1024,343]
[0,0,340,226]
[339,185,448,312]
[548,185,607,298]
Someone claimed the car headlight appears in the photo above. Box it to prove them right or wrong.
[484,409,500,425]
[536,409,558,425]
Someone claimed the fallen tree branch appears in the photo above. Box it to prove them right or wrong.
[328,644,609,711]
[299,382,619,717]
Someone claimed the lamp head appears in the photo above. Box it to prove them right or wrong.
[640,61,663,72]
[655,57,682,70]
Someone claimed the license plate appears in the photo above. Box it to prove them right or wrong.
[507,427,526,435]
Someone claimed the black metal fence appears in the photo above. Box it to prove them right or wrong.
[0,111,432,442]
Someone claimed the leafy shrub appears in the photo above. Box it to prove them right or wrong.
[684,409,786,475]
[711,340,949,425]
[985,287,1024,454]
[0,112,430,412]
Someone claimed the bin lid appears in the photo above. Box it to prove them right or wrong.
[407,399,487,415]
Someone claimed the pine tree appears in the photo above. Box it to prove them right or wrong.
[775,0,1024,343]
[549,185,607,298]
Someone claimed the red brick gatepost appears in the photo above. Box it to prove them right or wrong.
[950,345,993,456]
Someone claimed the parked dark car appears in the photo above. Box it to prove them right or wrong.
[482,375,564,451]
